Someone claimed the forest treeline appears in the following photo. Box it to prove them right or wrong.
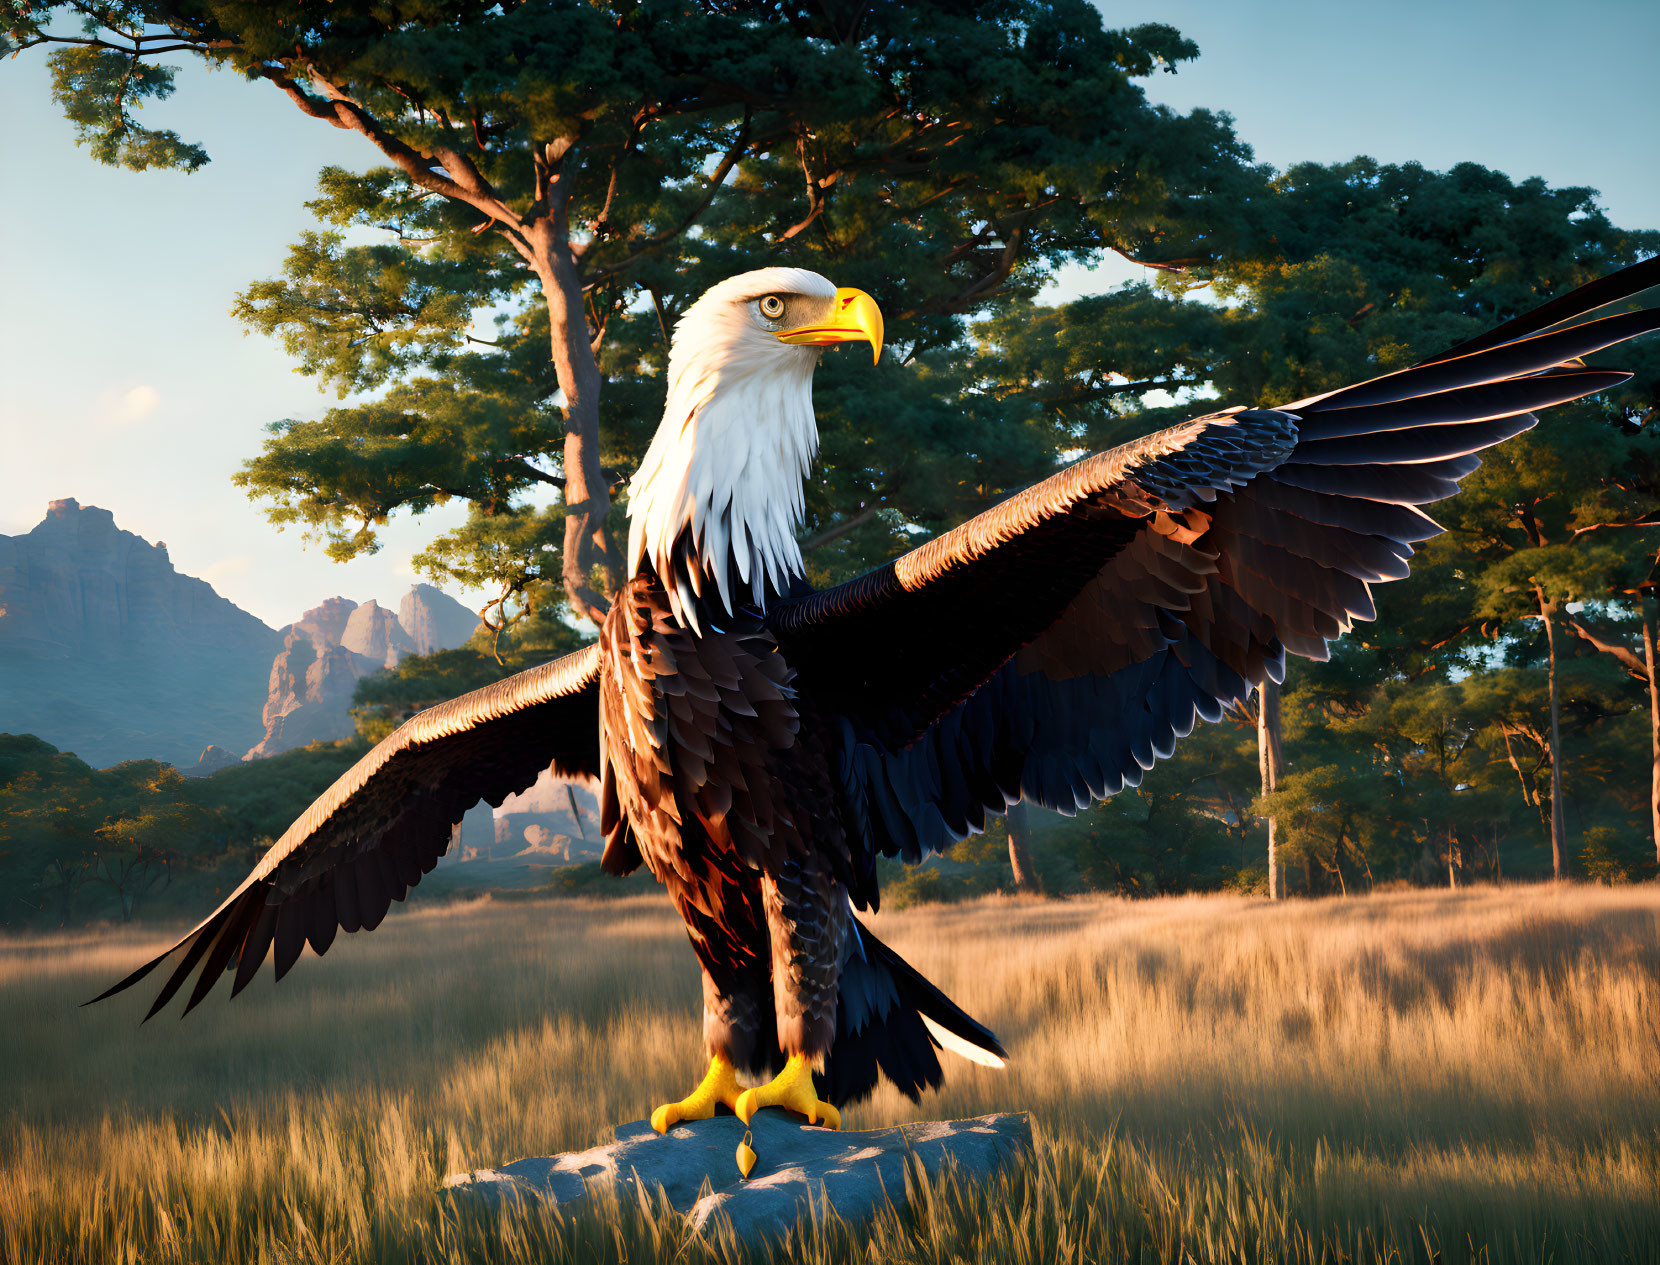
[0,735,366,927]
[4,1,1657,924]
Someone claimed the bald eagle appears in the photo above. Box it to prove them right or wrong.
[97,259,1658,1136]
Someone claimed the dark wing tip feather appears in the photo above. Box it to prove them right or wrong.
[1299,308,1660,415]
[180,893,263,1017]
[229,904,278,1000]
[142,913,229,1022]
[1430,254,1660,363]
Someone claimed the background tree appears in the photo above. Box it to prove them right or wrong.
[0,733,372,928]
[93,797,207,920]
[0,735,103,924]
[6,0,1260,632]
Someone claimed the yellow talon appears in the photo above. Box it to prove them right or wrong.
[737,1129,757,1179]
[733,1054,842,1130]
[651,1053,745,1134]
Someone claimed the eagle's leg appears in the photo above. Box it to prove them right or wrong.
[734,858,847,1130]
[651,913,772,1134]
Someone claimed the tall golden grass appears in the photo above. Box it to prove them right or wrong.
[4,883,1659,1262]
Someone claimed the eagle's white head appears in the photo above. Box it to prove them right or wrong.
[626,267,883,628]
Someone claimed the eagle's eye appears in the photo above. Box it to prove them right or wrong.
[752,294,790,329]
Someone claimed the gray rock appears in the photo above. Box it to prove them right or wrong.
[442,1110,1031,1245]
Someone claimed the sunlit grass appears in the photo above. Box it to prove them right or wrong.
[5,884,1660,1262]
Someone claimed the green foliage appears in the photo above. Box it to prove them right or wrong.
[231,231,489,395]
[0,734,365,928]
[45,43,207,171]
[1580,826,1653,885]
[184,740,367,843]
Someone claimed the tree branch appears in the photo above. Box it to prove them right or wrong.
[516,459,627,494]
[1571,514,1660,539]
[1107,245,1204,275]
[255,63,526,252]
[11,32,218,55]
[1033,376,1203,406]
[802,504,881,550]
[924,224,1027,313]
[1563,614,1649,680]
[585,110,751,281]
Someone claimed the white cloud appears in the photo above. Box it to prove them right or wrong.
[98,384,161,424]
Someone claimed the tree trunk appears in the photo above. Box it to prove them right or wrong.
[1645,592,1660,871]
[1500,727,1538,810]
[1257,677,1286,899]
[1539,591,1568,879]
[528,218,621,624]
[1006,799,1040,893]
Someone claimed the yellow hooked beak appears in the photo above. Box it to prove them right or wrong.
[775,287,884,365]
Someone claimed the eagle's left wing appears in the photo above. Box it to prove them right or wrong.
[91,643,603,1017]
[768,260,1659,894]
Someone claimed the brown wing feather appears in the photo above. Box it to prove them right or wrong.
[90,643,603,1017]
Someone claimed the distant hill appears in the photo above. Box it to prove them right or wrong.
[0,499,283,768]
[0,500,484,769]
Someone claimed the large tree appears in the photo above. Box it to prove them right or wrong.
[6,0,1259,628]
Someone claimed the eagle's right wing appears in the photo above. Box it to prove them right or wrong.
[91,643,603,1018]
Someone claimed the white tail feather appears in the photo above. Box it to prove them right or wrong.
[921,1013,1007,1069]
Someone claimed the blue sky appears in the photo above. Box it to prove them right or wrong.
[1,0,1655,628]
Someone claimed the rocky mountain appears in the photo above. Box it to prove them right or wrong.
[247,587,483,760]
[0,499,284,768]
[245,623,375,760]
[289,596,357,649]
[342,599,417,667]
[0,500,486,769]
[401,583,483,655]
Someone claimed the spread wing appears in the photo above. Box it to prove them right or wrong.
[91,643,603,1017]
[769,259,1660,885]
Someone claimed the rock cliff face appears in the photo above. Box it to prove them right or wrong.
[246,590,484,760]
[0,499,278,659]
[289,596,358,651]
[0,500,283,768]
[191,745,241,776]
[341,599,417,667]
[487,770,602,861]
[244,622,378,759]
[400,583,482,656]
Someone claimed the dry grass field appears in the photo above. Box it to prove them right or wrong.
[5,884,1660,1263]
